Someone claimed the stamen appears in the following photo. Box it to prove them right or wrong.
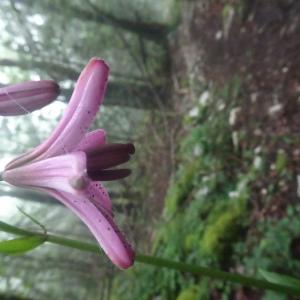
[87,153,130,171]
[86,142,135,181]
[88,143,135,157]
[88,169,131,181]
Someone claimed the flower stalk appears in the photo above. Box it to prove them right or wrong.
[0,220,299,297]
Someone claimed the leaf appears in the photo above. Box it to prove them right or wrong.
[259,269,300,291]
[0,235,45,255]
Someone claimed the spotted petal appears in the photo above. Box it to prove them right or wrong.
[85,182,112,216]
[45,189,135,269]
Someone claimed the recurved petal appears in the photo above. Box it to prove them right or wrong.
[85,182,112,216]
[45,189,135,269]
[0,80,60,116]
[5,58,109,170]
[3,152,88,194]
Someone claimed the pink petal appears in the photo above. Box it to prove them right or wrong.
[45,188,135,269]
[0,80,60,116]
[6,58,109,170]
[6,129,106,171]
[3,152,88,194]
[5,148,34,171]
[74,129,106,155]
[85,182,112,216]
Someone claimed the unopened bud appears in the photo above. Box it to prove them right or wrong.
[0,80,60,116]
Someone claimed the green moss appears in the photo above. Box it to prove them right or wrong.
[275,149,287,174]
[201,210,240,256]
[164,160,201,217]
[234,205,300,277]
[152,212,188,255]
[176,281,211,300]
[176,285,199,300]
[197,279,211,300]
[184,234,198,252]
[200,197,247,257]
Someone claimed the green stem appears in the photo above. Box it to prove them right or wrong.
[0,221,299,296]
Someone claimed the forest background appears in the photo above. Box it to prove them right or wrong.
[0,1,299,299]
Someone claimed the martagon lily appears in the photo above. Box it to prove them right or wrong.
[1,58,135,269]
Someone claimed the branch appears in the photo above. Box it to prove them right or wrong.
[0,58,79,80]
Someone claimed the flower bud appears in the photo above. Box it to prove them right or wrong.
[0,80,60,116]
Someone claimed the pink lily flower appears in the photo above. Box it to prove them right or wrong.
[2,58,135,269]
[0,80,60,116]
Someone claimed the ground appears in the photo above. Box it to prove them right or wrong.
[116,1,300,299]
[167,0,300,299]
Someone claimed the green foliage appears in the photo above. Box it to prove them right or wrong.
[0,236,45,255]
[262,291,287,300]
[259,269,300,291]
[175,280,211,300]
[110,2,299,299]
[176,285,199,300]
[234,205,300,282]
[114,81,255,300]
[201,200,245,257]
[164,160,200,218]
[275,149,287,174]
[217,205,300,300]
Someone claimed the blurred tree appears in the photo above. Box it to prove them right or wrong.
[0,0,178,108]
[15,0,171,42]
[0,0,179,299]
